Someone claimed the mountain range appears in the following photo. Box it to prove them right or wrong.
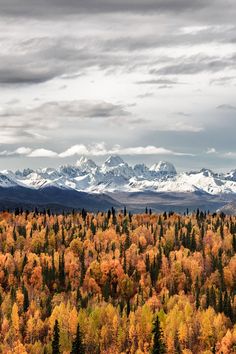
[1,155,236,212]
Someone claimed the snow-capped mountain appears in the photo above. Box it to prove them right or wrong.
[1,156,236,196]
[150,161,177,176]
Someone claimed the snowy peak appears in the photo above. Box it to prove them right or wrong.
[101,155,134,182]
[1,156,236,195]
[0,173,18,188]
[15,168,34,177]
[224,169,236,182]
[103,155,125,168]
[199,168,216,177]
[76,156,97,172]
[134,164,149,176]
[150,161,177,175]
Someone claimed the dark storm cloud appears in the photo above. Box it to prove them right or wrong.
[102,26,236,52]
[0,0,215,17]
[0,100,131,145]
[152,54,236,76]
[0,15,235,86]
[34,101,130,118]
[0,0,236,172]
[0,36,150,85]
[0,68,59,85]
[0,100,130,129]
[1,32,233,86]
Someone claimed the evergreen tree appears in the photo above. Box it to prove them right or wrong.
[195,277,200,309]
[126,298,131,316]
[218,289,223,313]
[103,278,110,301]
[52,320,60,354]
[59,252,65,289]
[152,316,166,354]
[206,288,210,308]
[90,220,96,235]
[23,285,29,312]
[71,323,85,354]
[233,234,236,253]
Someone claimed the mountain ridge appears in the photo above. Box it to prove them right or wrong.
[1,155,236,196]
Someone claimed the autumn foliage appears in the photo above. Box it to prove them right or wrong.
[0,208,236,353]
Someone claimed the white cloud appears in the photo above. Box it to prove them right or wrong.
[14,147,32,155]
[28,148,58,157]
[59,145,89,158]
[112,145,194,156]
[0,146,32,156]
[0,143,194,159]
[59,143,194,157]
[59,142,110,157]
[206,147,216,154]
[171,122,204,132]
[223,151,236,158]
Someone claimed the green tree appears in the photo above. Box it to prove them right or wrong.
[52,319,60,354]
[23,285,29,312]
[71,323,84,354]
[152,315,166,354]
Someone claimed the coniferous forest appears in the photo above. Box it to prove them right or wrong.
[0,208,236,353]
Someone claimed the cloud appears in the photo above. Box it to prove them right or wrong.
[14,147,32,155]
[175,112,191,117]
[0,147,32,157]
[59,145,91,158]
[59,143,194,157]
[153,54,235,76]
[0,100,130,145]
[206,147,217,154]
[156,121,204,133]
[0,143,194,159]
[136,92,154,99]
[0,0,236,173]
[0,128,40,144]
[210,76,236,86]
[0,100,130,120]
[223,152,236,158]
[0,0,217,18]
[217,104,236,110]
[0,37,128,85]
[136,79,180,85]
[28,148,58,157]
[113,146,194,156]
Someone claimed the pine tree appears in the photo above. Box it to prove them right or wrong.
[71,323,85,354]
[195,277,200,309]
[152,316,166,354]
[126,298,131,316]
[233,234,236,253]
[23,285,29,312]
[52,320,60,354]
[59,252,65,289]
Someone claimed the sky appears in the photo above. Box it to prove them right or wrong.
[0,0,236,172]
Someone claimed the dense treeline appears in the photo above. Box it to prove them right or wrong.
[0,208,236,353]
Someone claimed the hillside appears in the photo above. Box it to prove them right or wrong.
[0,209,236,353]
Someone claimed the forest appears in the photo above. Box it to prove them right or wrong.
[0,207,236,353]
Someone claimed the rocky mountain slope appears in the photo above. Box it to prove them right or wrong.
[1,155,236,195]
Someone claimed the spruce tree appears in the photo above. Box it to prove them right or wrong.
[23,285,29,312]
[152,316,166,354]
[52,319,60,354]
[71,323,84,354]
